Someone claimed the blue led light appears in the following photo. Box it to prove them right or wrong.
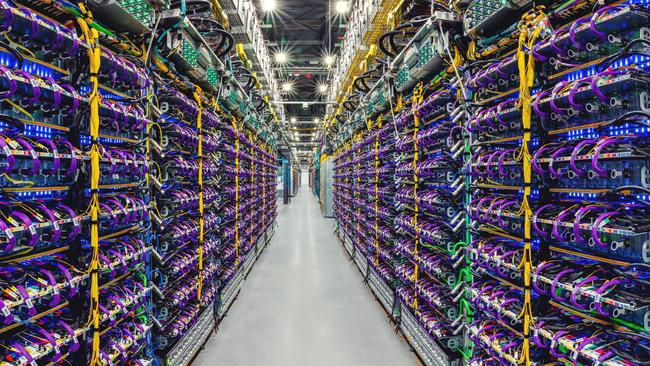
[0,51,60,79]
[559,119,650,140]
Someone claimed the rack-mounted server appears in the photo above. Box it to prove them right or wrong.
[0,0,279,365]
[329,0,650,365]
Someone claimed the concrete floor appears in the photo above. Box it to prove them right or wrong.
[193,187,416,366]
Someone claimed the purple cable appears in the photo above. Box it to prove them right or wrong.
[549,81,569,115]
[52,262,76,297]
[589,6,621,41]
[550,330,568,358]
[0,65,17,100]
[0,136,16,178]
[485,151,499,177]
[569,17,589,48]
[13,137,40,176]
[44,77,62,110]
[15,284,36,317]
[552,207,576,242]
[590,69,623,103]
[56,203,81,239]
[568,77,592,110]
[37,204,60,243]
[36,138,59,176]
[532,42,548,62]
[532,204,554,238]
[569,139,595,177]
[591,211,617,248]
[533,262,554,296]
[533,321,549,349]
[593,279,623,316]
[497,149,514,178]
[58,320,80,352]
[569,275,597,310]
[533,90,551,118]
[591,137,621,177]
[37,327,62,361]
[551,269,575,302]
[11,210,38,247]
[532,143,557,176]
[572,204,603,244]
[16,70,41,105]
[34,268,59,306]
[549,28,568,57]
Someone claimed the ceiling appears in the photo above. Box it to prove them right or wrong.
[252,0,348,166]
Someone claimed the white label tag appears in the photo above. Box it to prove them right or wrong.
[28,78,38,89]
[28,225,37,235]
[25,299,33,309]
[109,313,116,321]
[5,229,13,240]
[53,150,59,159]
[53,286,59,295]
[54,345,60,354]
[1,306,10,316]
[72,217,80,227]
[53,221,60,231]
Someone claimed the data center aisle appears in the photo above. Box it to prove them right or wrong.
[193,187,416,366]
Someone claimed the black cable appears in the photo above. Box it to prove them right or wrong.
[597,38,650,71]
[596,111,650,132]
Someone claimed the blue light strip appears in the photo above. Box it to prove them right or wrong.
[0,51,61,79]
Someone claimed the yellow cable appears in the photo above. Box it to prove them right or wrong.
[193,89,204,305]
[3,173,33,187]
[76,4,102,365]
[231,116,241,265]
[5,100,34,120]
[2,32,36,58]
[515,8,547,366]
[411,82,423,310]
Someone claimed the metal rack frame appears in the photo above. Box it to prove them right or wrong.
[334,223,460,366]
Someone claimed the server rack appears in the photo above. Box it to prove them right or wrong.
[328,0,650,365]
[0,0,279,364]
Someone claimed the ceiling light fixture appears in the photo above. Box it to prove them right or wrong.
[324,55,335,66]
[290,117,297,123]
[274,51,288,64]
[313,117,320,123]
[282,81,294,92]
[260,0,276,12]
[317,84,328,93]
[335,1,349,14]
